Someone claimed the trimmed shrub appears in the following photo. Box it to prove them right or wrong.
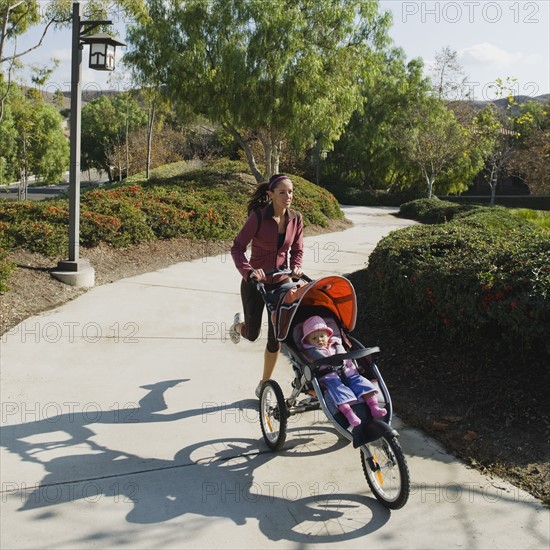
[0,159,345,294]
[322,185,424,207]
[0,228,15,292]
[366,210,550,367]
[399,197,480,224]
[8,220,68,256]
[81,187,156,246]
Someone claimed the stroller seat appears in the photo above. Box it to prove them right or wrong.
[288,309,387,432]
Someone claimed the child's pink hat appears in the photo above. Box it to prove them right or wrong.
[301,316,333,345]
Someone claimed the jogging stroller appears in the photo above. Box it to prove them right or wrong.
[256,269,410,509]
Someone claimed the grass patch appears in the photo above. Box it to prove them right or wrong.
[510,208,550,230]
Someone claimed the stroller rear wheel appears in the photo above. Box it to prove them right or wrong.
[360,435,410,509]
[259,380,288,451]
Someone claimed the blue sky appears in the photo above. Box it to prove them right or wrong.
[380,0,549,100]
[9,1,550,102]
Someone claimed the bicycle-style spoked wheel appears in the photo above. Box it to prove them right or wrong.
[360,435,410,509]
[259,380,288,451]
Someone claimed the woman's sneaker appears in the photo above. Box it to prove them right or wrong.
[229,313,243,344]
[255,381,263,398]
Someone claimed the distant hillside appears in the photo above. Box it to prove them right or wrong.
[34,88,131,112]
[467,93,549,114]
[30,86,550,118]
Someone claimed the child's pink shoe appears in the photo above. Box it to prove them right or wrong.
[339,404,361,427]
[366,396,387,419]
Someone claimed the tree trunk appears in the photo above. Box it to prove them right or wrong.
[488,162,498,206]
[146,102,155,180]
[222,122,263,183]
[125,104,130,179]
[424,172,434,198]
[271,141,280,175]
[270,129,281,176]
[19,131,28,201]
[118,137,123,182]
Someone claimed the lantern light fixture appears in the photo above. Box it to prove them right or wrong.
[83,32,126,71]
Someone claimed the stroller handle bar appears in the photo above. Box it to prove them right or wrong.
[251,268,312,310]
[310,347,381,368]
[252,268,312,282]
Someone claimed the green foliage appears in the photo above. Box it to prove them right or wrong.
[80,188,155,246]
[366,207,549,367]
[28,102,70,184]
[0,201,68,255]
[395,96,478,197]
[510,208,550,230]
[290,175,343,227]
[324,185,424,207]
[125,0,393,180]
[324,52,431,189]
[0,224,15,292]
[0,82,69,185]
[81,93,148,179]
[0,85,19,184]
[399,197,480,224]
[0,159,344,291]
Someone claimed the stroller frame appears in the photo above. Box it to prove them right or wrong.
[255,269,410,509]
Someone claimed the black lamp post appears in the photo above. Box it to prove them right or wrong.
[53,2,125,287]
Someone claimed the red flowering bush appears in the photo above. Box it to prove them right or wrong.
[366,208,549,367]
[0,159,344,291]
[7,220,68,256]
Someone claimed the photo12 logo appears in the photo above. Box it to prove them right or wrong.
[464,79,541,102]
[2,321,139,344]
[401,2,540,24]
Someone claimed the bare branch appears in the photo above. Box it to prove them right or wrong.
[1,16,60,65]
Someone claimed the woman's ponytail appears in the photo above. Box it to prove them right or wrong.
[247,182,270,214]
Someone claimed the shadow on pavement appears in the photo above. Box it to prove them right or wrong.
[2,379,391,544]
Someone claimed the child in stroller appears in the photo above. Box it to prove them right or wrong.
[300,315,387,427]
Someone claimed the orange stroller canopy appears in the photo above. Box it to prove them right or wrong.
[273,276,357,341]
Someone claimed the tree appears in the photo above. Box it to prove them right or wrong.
[324,49,431,189]
[430,46,469,102]
[473,79,522,205]
[8,84,69,197]
[0,79,18,183]
[507,99,550,196]
[473,105,517,205]
[396,97,471,198]
[81,93,147,180]
[125,0,392,182]
[30,100,69,183]
[1,0,146,121]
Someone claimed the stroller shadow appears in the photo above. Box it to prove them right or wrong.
[2,379,390,544]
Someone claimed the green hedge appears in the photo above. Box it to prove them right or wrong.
[365,207,550,366]
[398,197,480,224]
[0,159,345,291]
[0,242,15,293]
[322,185,424,207]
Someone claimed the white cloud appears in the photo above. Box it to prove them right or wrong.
[458,43,542,68]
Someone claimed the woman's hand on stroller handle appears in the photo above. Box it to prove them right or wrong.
[250,268,311,283]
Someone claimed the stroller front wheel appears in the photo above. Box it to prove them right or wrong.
[259,380,288,451]
[360,434,410,509]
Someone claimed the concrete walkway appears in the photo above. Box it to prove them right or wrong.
[1,206,548,549]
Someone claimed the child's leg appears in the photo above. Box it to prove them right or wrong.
[345,371,387,419]
[338,403,361,427]
[362,391,387,418]
[321,373,361,427]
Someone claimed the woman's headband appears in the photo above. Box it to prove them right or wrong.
[268,175,290,190]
